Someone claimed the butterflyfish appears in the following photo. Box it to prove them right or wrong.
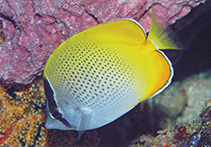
[43,13,181,132]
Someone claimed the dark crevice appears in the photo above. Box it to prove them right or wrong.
[0,12,18,28]
[171,0,211,81]
[82,5,100,24]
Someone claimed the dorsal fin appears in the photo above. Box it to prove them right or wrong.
[148,9,182,50]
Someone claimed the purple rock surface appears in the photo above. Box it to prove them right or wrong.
[0,0,206,84]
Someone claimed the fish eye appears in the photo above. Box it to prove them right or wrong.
[50,107,63,119]
[50,107,73,128]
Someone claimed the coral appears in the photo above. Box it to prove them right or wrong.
[0,80,47,146]
[130,121,205,147]
[174,126,189,142]
[182,100,211,146]
[0,0,207,84]
[130,128,179,147]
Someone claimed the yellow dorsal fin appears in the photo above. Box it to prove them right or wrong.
[148,10,182,50]
[74,19,147,46]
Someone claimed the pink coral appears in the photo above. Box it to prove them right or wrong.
[0,0,206,84]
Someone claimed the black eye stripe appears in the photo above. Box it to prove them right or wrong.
[44,79,72,128]
[44,79,57,113]
[57,117,73,128]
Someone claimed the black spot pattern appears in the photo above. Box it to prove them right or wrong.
[46,40,138,125]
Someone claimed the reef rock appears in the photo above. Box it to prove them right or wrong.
[0,0,207,84]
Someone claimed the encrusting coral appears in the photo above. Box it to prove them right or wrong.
[0,80,47,146]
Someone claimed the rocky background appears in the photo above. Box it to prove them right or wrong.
[0,0,207,84]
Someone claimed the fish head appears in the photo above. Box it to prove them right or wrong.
[44,79,80,130]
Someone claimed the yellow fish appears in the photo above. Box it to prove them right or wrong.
[43,13,180,131]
